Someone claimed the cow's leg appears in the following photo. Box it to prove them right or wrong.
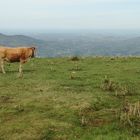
[18,61,23,77]
[0,59,2,72]
[0,59,6,74]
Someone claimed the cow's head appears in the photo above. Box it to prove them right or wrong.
[30,47,36,58]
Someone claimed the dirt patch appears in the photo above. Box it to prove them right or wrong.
[88,118,110,127]
[0,96,13,103]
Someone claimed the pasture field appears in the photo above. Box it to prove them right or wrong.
[0,57,140,140]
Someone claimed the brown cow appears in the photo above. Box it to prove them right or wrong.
[0,46,36,77]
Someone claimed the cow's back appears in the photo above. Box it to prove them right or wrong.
[0,47,7,58]
[5,48,24,62]
[0,47,34,62]
[0,47,22,62]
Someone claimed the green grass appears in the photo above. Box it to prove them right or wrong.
[0,57,140,140]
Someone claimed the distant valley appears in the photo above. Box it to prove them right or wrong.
[0,32,140,57]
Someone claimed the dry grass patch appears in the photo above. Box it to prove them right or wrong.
[119,101,140,127]
[100,76,118,92]
[100,76,137,97]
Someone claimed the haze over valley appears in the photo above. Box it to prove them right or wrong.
[0,30,140,57]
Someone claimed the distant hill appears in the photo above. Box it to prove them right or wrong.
[0,33,49,57]
[0,33,140,57]
[0,33,45,46]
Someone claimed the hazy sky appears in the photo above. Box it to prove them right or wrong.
[0,0,140,30]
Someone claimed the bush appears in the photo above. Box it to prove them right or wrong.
[70,56,80,61]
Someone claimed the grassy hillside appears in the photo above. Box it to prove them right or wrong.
[0,57,140,140]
